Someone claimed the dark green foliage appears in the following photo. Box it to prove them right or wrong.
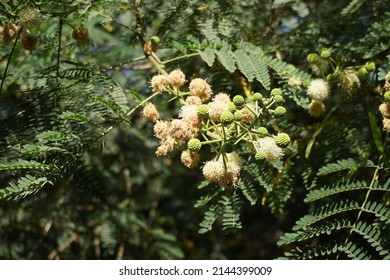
[0,0,389,260]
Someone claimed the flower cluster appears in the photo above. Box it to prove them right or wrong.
[379,73,390,132]
[306,79,330,117]
[142,70,291,187]
[0,6,40,49]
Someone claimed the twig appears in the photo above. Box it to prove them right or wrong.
[0,27,22,94]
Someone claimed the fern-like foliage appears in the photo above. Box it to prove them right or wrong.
[278,159,390,259]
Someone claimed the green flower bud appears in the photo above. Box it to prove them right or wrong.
[274,106,287,116]
[307,53,320,64]
[365,61,376,71]
[228,102,237,112]
[234,111,244,121]
[151,36,160,45]
[223,142,234,153]
[220,111,234,125]
[384,91,390,103]
[233,95,245,108]
[257,127,268,137]
[187,138,201,152]
[358,67,368,78]
[275,133,290,148]
[271,88,282,96]
[274,95,284,103]
[255,151,267,161]
[320,49,331,59]
[197,104,209,118]
[252,92,263,101]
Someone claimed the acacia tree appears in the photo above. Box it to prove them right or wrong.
[0,0,389,259]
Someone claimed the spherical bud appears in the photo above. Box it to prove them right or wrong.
[274,95,284,103]
[187,138,201,152]
[308,100,325,117]
[233,111,244,122]
[252,92,263,101]
[320,49,331,59]
[168,69,186,87]
[365,61,376,71]
[197,104,209,118]
[223,142,234,153]
[307,79,330,101]
[275,133,290,148]
[274,106,287,116]
[151,36,160,45]
[307,53,319,64]
[181,150,200,169]
[358,67,368,78]
[379,103,390,118]
[271,88,282,96]
[228,102,236,113]
[257,127,268,137]
[150,74,170,93]
[20,34,37,50]
[189,78,212,102]
[220,111,234,125]
[384,91,390,103]
[19,7,41,29]
[233,95,245,108]
[255,151,267,161]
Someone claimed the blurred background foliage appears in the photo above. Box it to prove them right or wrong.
[0,0,389,259]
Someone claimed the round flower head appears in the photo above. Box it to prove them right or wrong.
[383,118,390,132]
[189,78,212,102]
[150,74,170,93]
[169,119,191,141]
[142,103,159,122]
[308,100,325,117]
[288,76,303,88]
[307,79,330,101]
[20,34,37,50]
[179,104,201,128]
[217,152,243,186]
[214,93,231,104]
[181,150,200,169]
[208,100,229,122]
[379,103,390,119]
[202,160,225,183]
[19,7,40,29]
[72,27,89,46]
[241,107,256,124]
[168,69,186,88]
[153,120,170,140]
[256,136,284,162]
[155,137,175,157]
[2,24,19,45]
[185,96,202,106]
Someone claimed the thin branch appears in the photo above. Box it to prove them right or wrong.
[0,27,22,94]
